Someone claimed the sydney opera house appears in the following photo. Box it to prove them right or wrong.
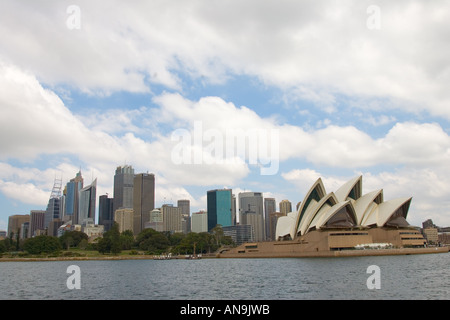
[218,176,448,258]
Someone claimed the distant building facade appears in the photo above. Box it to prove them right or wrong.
[133,173,155,235]
[239,192,265,242]
[99,194,114,232]
[29,210,46,237]
[264,198,276,240]
[78,179,97,226]
[113,165,134,215]
[114,208,134,233]
[222,225,254,245]
[191,210,208,233]
[161,204,182,233]
[207,189,233,231]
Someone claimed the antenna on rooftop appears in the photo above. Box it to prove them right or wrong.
[50,176,63,199]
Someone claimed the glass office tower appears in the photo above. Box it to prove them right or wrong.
[207,189,233,231]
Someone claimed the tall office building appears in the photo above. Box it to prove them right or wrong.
[279,200,292,215]
[78,179,97,226]
[264,198,276,240]
[178,199,190,234]
[29,210,46,237]
[239,192,265,242]
[268,211,284,241]
[7,214,30,240]
[191,210,208,233]
[113,165,134,215]
[45,197,62,228]
[207,189,233,231]
[145,208,163,232]
[45,177,63,228]
[99,194,114,231]
[114,208,134,233]
[64,170,83,223]
[133,173,155,235]
[161,204,182,233]
[232,194,237,225]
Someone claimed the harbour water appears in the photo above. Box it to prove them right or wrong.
[0,253,448,300]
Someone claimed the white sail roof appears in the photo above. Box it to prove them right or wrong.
[275,176,415,240]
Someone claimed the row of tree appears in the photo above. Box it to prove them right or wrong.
[0,223,234,256]
[97,223,234,255]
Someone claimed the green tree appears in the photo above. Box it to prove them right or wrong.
[23,235,61,255]
[0,240,6,254]
[211,225,224,246]
[59,231,88,249]
[136,228,170,254]
[120,230,135,250]
[109,223,121,254]
[97,222,122,255]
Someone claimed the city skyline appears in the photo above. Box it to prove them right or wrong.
[1,1,450,231]
[3,166,295,237]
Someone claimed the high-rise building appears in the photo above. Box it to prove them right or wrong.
[268,211,284,241]
[99,194,114,232]
[232,194,237,225]
[45,197,62,228]
[264,198,276,240]
[45,177,64,228]
[145,208,163,232]
[279,200,292,215]
[114,208,134,233]
[207,189,233,231]
[161,204,182,233]
[133,173,155,235]
[64,170,83,223]
[7,214,30,240]
[178,199,190,234]
[239,192,265,242]
[191,210,208,233]
[29,210,46,237]
[78,179,97,226]
[113,165,134,215]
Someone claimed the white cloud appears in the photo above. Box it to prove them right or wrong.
[1,1,449,118]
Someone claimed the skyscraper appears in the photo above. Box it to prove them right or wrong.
[161,204,182,233]
[78,178,97,226]
[191,210,208,233]
[64,170,83,223]
[279,200,292,215]
[45,177,63,228]
[45,197,62,228]
[29,210,46,237]
[178,199,190,234]
[99,194,114,231]
[264,198,276,240]
[207,189,233,231]
[7,214,30,240]
[239,192,265,242]
[113,165,134,215]
[133,173,155,235]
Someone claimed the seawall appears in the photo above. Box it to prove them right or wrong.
[216,246,449,258]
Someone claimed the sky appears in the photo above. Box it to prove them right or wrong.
[1,0,450,231]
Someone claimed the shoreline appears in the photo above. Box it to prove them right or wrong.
[217,246,449,258]
[1,246,448,262]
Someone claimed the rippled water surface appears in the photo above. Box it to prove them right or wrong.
[1,253,449,299]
